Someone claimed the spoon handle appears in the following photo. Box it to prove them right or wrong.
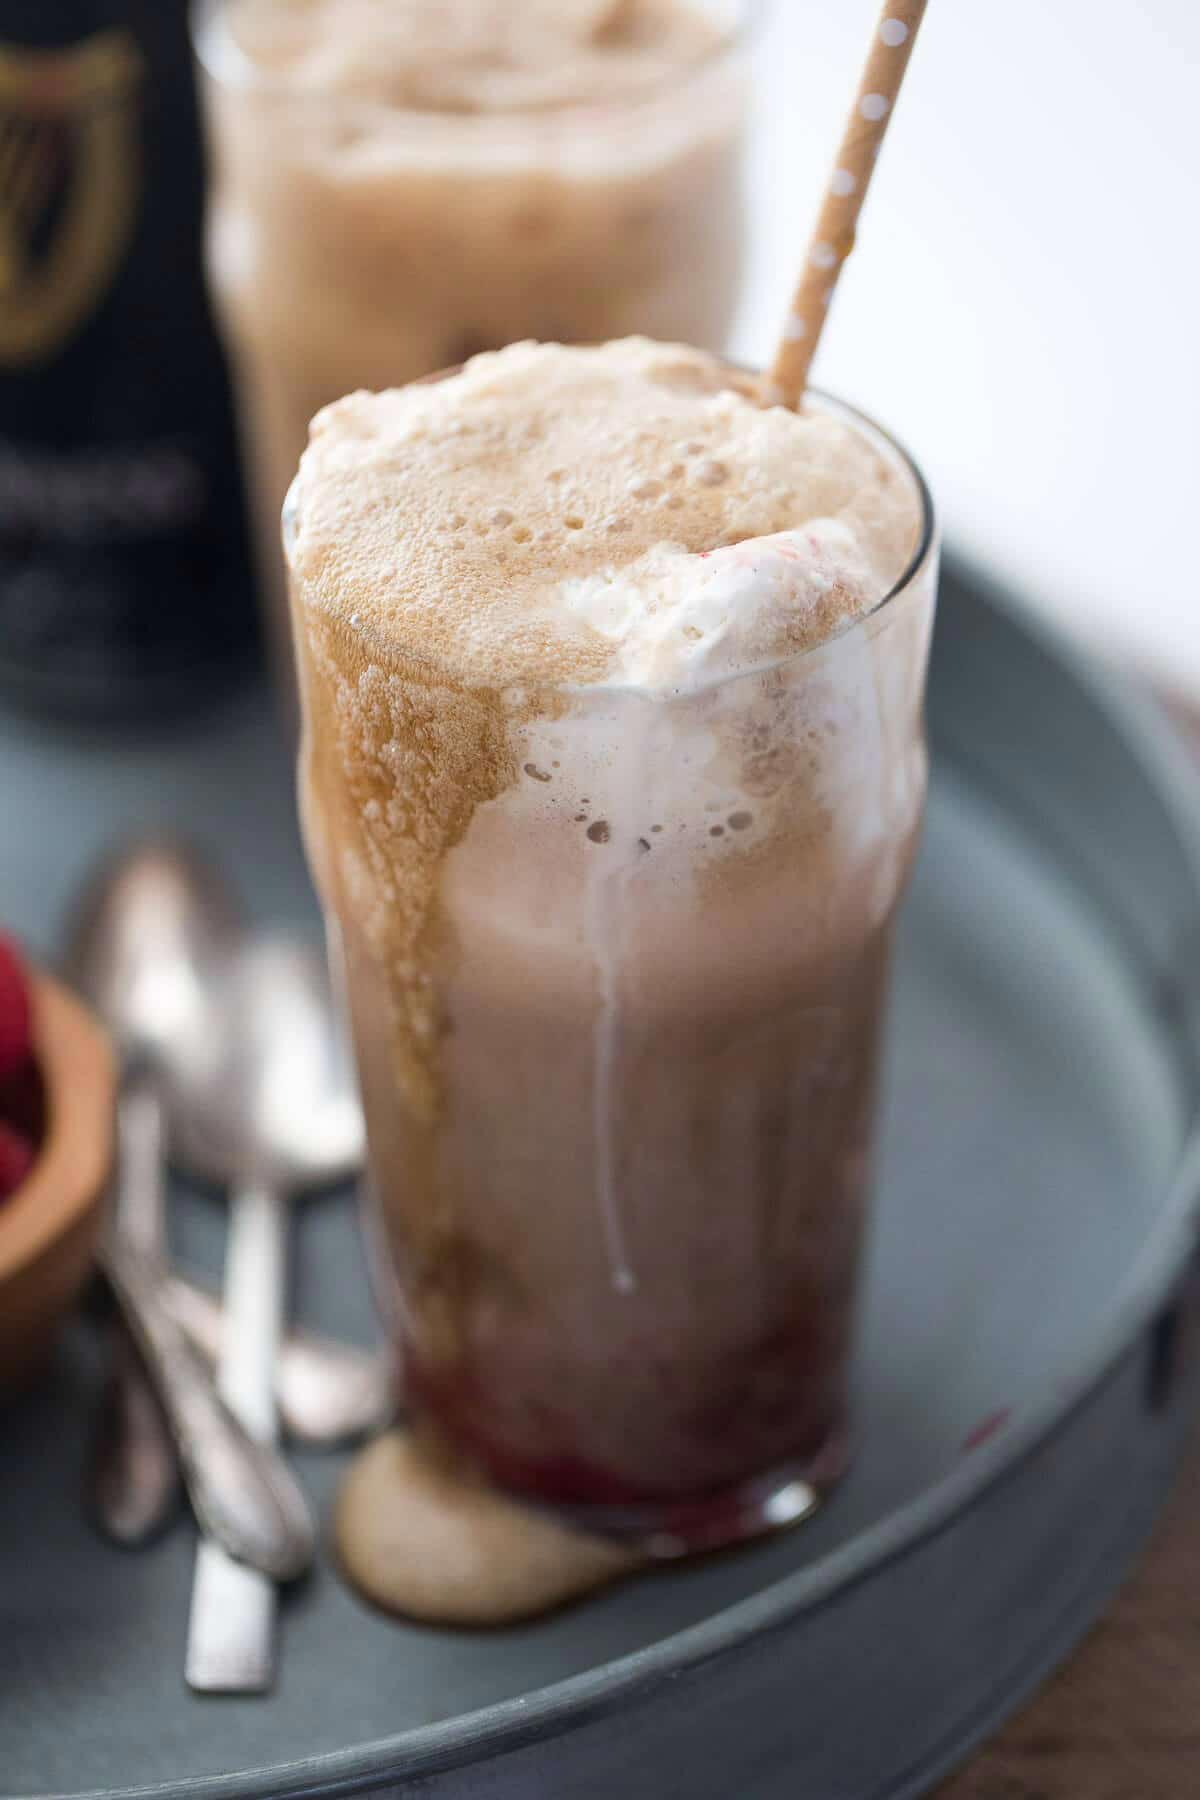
[88,1080,181,1545]
[118,1074,170,1264]
[87,1321,181,1545]
[100,1230,314,1583]
[162,1271,393,1446]
[186,1178,289,1694]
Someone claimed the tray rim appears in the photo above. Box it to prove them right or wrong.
[49,553,1200,1800]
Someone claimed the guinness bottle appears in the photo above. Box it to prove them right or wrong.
[0,0,258,721]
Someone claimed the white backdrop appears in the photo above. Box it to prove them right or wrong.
[732,0,1200,693]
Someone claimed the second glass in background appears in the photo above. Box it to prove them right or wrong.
[193,0,754,650]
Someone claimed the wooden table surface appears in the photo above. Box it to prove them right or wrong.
[939,687,1200,1800]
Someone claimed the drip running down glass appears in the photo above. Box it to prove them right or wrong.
[285,342,938,1552]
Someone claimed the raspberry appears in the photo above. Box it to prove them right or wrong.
[0,1061,45,1143]
[0,934,33,1084]
[0,1119,34,1201]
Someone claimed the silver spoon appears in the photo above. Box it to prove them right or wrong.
[67,841,242,1545]
[99,1240,316,1582]
[165,937,365,1694]
[69,847,389,1531]
[67,848,311,1578]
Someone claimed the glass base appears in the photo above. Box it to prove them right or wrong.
[554,1434,849,1560]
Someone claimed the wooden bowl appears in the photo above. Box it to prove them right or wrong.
[0,973,115,1388]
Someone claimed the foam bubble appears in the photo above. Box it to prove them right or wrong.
[693,458,729,487]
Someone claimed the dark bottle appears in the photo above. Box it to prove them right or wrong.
[0,0,259,722]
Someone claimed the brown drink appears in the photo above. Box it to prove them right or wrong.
[195,0,750,627]
[287,339,937,1550]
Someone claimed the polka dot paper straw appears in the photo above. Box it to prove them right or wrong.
[766,0,928,410]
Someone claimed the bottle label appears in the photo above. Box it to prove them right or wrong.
[0,30,142,366]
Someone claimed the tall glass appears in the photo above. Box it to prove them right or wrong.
[288,392,937,1552]
[193,0,754,655]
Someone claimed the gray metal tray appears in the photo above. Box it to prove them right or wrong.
[3,556,1200,1800]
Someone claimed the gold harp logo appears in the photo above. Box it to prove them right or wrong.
[0,30,142,365]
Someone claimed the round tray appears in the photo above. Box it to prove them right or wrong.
[2,556,1200,1800]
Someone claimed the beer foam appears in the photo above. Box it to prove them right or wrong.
[287,338,920,694]
[229,0,726,113]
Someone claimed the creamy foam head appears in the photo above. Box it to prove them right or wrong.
[228,0,726,112]
[287,338,921,693]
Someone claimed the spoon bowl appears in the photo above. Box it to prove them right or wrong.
[66,841,242,1082]
[165,938,364,1194]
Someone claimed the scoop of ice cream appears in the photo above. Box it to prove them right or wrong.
[560,518,879,690]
